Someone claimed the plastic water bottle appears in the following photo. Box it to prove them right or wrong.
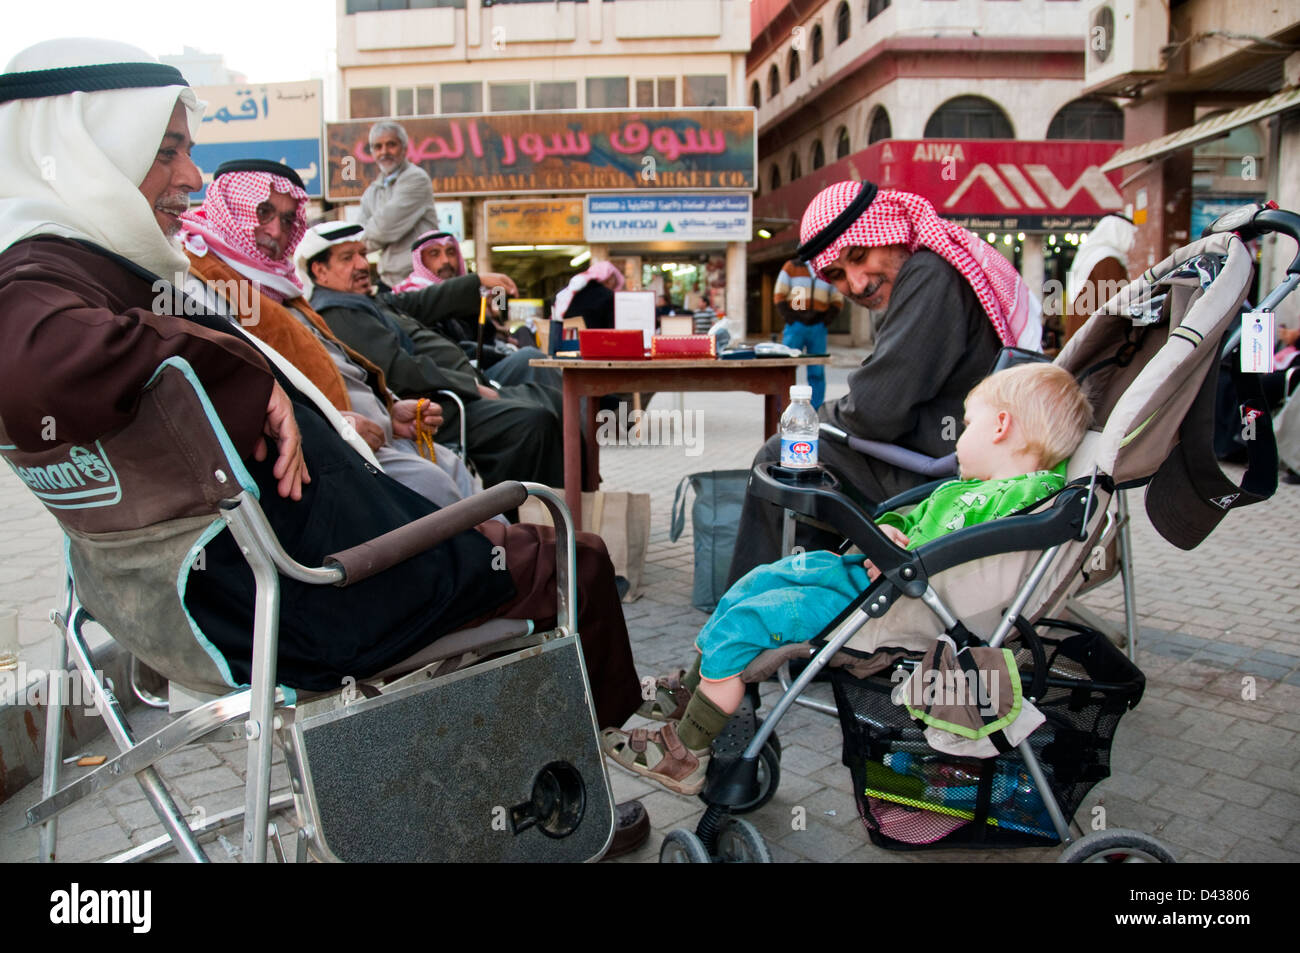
[779,384,819,468]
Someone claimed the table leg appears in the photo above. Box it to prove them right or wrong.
[764,370,796,437]
[583,392,600,492]
[562,378,583,530]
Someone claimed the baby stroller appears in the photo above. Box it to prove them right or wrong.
[659,203,1296,864]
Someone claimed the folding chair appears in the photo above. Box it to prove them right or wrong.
[11,359,614,863]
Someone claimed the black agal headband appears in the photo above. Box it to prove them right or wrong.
[213,159,306,191]
[0,62,188,104]
[795,180,878,265]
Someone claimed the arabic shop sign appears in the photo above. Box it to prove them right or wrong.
[325,109,756,199]
[486,199,585,243]
[193,80,324,199]
[585,194,752,243]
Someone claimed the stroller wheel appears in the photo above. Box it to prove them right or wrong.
[728,740,782,815]
[715,817,772,864]
[660,829,711,864]
[1058,829,1177,864]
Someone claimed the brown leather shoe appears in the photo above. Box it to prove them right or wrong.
[601,799,650,860]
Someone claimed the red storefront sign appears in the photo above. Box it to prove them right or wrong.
[325,109,756,200]
[754,139,1124,243]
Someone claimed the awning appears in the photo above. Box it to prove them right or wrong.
[1101,85,1300,171]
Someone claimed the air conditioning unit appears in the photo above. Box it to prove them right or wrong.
[1083,0,1169,95]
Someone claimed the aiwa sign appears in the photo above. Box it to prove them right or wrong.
[585,194,752,243]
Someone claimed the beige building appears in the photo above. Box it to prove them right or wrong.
[334,0,754,319]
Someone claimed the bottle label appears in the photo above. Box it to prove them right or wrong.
[780,436,818,468]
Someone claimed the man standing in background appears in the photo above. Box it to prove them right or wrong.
[359,120,439,289]
[773,256,843,409]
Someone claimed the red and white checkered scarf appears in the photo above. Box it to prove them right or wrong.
[801,183,1041,348]
[180,171,308,302]
[392,231,465,293]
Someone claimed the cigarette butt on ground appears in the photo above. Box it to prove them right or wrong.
[76,755,107,767]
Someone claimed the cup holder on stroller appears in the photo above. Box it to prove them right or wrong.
[510,761,586,838]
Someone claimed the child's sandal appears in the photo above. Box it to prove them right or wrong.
[635,670,692,722]
[600,723,709,796]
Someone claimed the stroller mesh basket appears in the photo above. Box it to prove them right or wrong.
[830,621,1145,850]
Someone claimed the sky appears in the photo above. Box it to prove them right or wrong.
[2,0,338,94]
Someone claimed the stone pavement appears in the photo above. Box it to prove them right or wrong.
[1,359,1298,863]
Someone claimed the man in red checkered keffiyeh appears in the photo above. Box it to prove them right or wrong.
[800,181,1042,350]
[392,230,465,293]
[722,180,1040,586]
[180,160,309,302]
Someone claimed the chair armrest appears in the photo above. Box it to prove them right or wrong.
[434,389,468,451]
[325,481,528,586]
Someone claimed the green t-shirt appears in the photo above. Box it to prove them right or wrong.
[875,464,1067,550]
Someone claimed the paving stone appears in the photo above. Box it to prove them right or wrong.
[776,818,861,862]
[1155,814,1239,860]
[1197,772,1274,809]
[1223,839,1299,863]
[170,764,244,802]
[1211,802,1290,842]
[157,745,222,778]
[56,821,134,862]
[1260,790,1300,821]
[1145,784,1225,821]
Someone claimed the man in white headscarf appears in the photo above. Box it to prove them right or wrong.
[0,39,643,741]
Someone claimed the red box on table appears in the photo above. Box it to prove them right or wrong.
[578,329,647,359]
[650,335,716,359]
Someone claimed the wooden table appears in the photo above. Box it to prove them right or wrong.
[530,356,830,530]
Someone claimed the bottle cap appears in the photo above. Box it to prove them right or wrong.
[789,384,813,400]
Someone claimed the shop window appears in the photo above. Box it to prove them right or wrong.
[396,88,414,116]
[684,76,727,107]
[837,1,852,41]
[349,86,390,118]
[867,0,890,23]
[635,78,677,108]
[789,153,802,180]
[417,86,437,114]
[536,82,576,110]
[1047,98,1123,140]
[867,106,891,144]
[768,64,780,98]
[836,126,851,159]
[924,95,1014,139]
[812,24,824,64]
[441,82,482,114]
[811,140,825,170]
[788,49,801,83]
[750,81,761,109]
[490,82,531,112]
[770,165,781,191]
[1194,117,1265,182]
[587,77,630,108]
